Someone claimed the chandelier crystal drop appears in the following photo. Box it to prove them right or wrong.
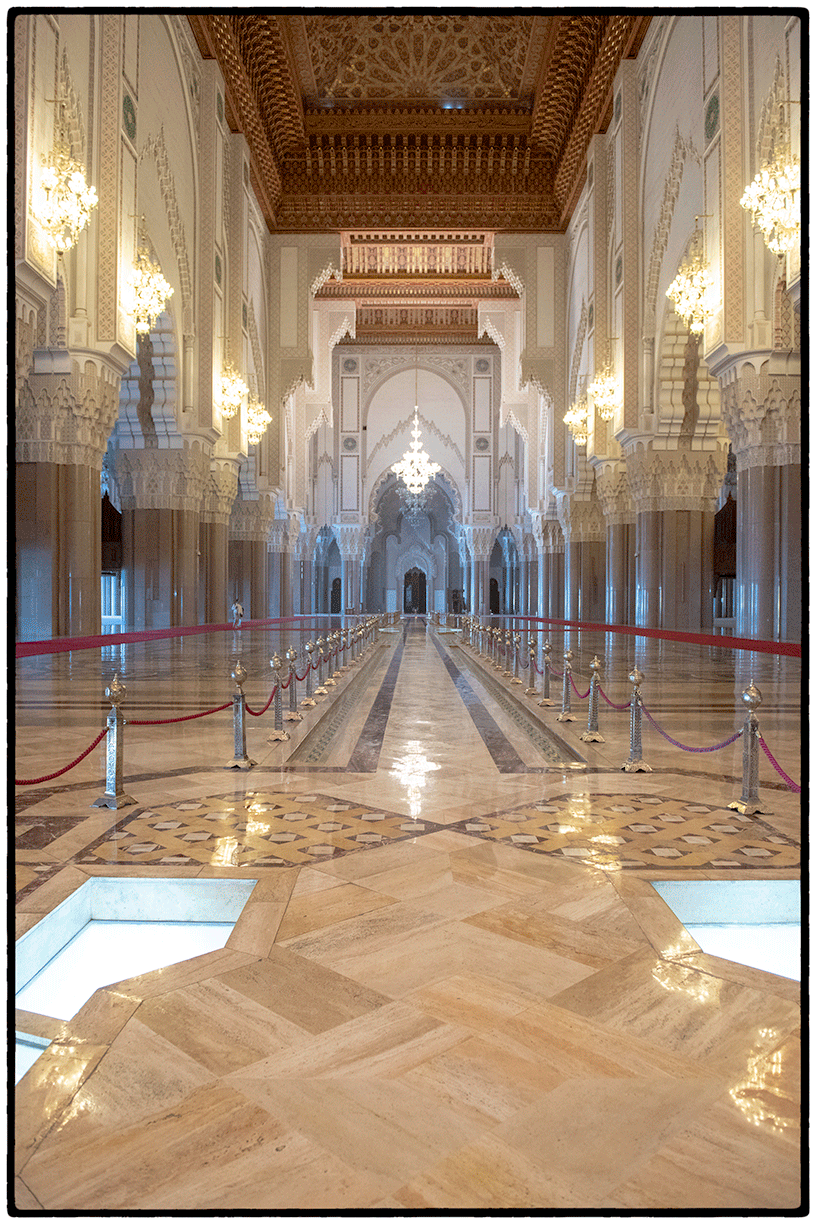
[133,246,173,335]
[666,233,713,335]
[587,364,619,422]
[740,153,800,255]
[246,393,272,445]
[220,362,248,419]
[563,394,588,446]
[391,410,441,496]
[38,143,98,251]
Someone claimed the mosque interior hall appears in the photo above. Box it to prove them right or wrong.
[14,11,802,1215]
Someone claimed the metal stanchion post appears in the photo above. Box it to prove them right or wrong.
[315,637,328,695]
[326,632,339,685]
[225,660,257,769]
[301,641,317,706]
[538,640,554,706]
[580,656,605,743]
[503,629,513,677]
[267,654,290,742]
[512,632,522,683]
[729,681,766,814]
[621,666,652,771]
[284,646,303,722]
[525,640,538,696]
[557,650,577,721]
[92,674,136,808]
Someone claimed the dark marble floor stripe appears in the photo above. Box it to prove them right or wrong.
[429,632,528,773]
[344,620,412,773]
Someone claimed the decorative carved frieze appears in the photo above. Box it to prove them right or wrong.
[622,441,727,513]
[229,492,277,541]
[114,440,210,511]
[140,128,195,339]
[718,359,800,470]
[201,457,238,526]
[17,355,122,468]
[556,491,605,542]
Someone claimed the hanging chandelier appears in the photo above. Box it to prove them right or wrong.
[587,364,619,422]
[391,356,440,495]
[563,394,588,446]
[133,245,173,335]
[740,150,800,255]
[37,139,98,252]
[246,392,272,445]
[220,361,248,419]
[666,227,713,335]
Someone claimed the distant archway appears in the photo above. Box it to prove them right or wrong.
[404,567,427,614]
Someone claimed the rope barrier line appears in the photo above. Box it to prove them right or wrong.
[570,675,591,700]
[16,727,108,785]
[598,685,632,711]
[246,686,278,717]
[641,704,743,753]
[128,701,232,725]
[759,736,801,792]
[509,615,801,658]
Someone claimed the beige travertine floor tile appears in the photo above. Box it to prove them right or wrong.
[464,897,644,967]
[215,947,393,1035]
[15,1040,109,1174]
[13,1177,43,1210]
[406,971,536,1032]
[548,948,800,1077]
[275,880,397,941]
[601,1093,801,1210]
[493,1074,725,1204]
[135,977,310,1075]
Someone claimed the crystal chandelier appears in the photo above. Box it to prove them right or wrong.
[391,357,440,495]
[220,361,248,419]
[246,392,272,445]
[38,138,98,252]
[133,245,173,335]
[666,227,713,335]
[740,150,800,256]
[587,364,619,422]
[563,393,588,446]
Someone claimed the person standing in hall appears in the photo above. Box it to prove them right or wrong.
[231,599,244,629]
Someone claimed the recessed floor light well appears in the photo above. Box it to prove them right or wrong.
[652,879,800,981]
[15,877,257,1082]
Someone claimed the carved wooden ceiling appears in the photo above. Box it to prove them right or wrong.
[188,12,651,341]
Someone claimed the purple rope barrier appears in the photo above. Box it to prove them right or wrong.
[598,684,631,711]
[759,736,801,793]
[641,704,743,753]
[569,674,591,700]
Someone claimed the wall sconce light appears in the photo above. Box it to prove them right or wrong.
[133,241,173,335]
[36,107,98,251]
[563,393,589,446]
[666,222,714,335]
[587,363,619,421]
[220,361,248,419]
[246,391,271,444]
[740,134,800,256]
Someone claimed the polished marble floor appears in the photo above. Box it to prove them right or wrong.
[14,618,802,1212]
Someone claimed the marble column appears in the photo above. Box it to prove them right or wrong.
[635,510,662,628]
[605,521,632,626]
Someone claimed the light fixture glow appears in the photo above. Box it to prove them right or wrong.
[740,154,800,255]
[133,246,173,335]
[564,394,588,446]
[246,393,271,445]
[391,356,440,495]
[666,230,713,335]
[37,142,98,252]
[220,362,248,420]
[587,364,619,421]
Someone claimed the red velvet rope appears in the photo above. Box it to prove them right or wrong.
[129,701,232,725]
[508,616,801,658]
[16,727,108,785]
[246,685,278,717]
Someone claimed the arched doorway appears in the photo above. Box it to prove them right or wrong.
[404,567,426,614]
[330,576,342,613]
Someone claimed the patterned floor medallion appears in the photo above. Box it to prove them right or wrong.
[448,793,800,871]
[70,792,445,870]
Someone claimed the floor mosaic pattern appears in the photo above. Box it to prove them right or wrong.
[447,794,800,872]
[68,792,446,870]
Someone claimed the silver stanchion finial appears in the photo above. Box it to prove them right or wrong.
[557,649,576,722]
[267,653,290,742]
[622,666,652,771]
[580,655,605,743]
[225,661,256,769]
